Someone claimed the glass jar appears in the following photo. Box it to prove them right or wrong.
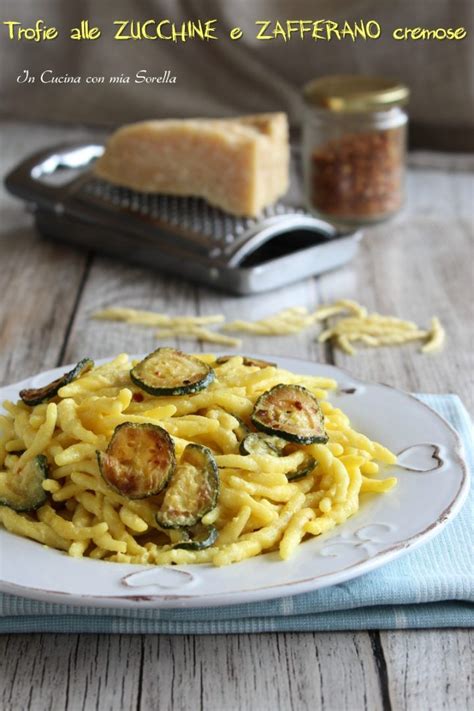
[302,75,409,226]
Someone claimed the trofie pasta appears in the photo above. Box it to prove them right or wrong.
[315,303,446,355]
[0,351,397,566]
[223,306,319,335]
[92,301,445,354]
[224,300,445,354]
[92,308,242,347]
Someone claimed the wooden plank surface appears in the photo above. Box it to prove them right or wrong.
[0,632,384,711]
[0,120,472,711]
[381,629,474,711]
[0,123,96,384]
[320,212,473,413]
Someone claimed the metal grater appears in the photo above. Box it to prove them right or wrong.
[5,143,361,295]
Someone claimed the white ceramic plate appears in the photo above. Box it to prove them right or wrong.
[0,356,469,609]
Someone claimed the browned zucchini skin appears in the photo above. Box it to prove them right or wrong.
[239,432,317,481]
[0,454,48,512]
[19,358,94,406]
[216,355,277,369]
[239,432,285,457]
[233,416,250,442]
[251,384,328,445]
[156,444,219,529]
[173,525,218,550]
[97,422,176,499]
[286,455,317,481]
[130,348,215,396]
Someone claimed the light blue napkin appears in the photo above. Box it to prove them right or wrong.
[0,395,472,633]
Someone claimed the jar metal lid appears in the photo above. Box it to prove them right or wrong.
[303,75,410,112]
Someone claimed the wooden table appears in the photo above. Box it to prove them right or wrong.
[0,121,472,711]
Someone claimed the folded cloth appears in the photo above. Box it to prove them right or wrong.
[0,395,472,634]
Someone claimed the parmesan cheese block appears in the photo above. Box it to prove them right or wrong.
[94,113,289,216]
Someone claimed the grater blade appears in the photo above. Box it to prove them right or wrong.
[5,142,362,294]
[78,177,313,265]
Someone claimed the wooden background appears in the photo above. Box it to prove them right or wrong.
[0,121,472,710]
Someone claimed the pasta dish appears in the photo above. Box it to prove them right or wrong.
[0,350,397,566]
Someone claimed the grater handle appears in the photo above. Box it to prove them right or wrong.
[225,214,338,267]
[4,143,103,210]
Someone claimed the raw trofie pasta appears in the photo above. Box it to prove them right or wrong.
[0,353,397,567]
[92,308,242,347]
[315,303,446,355]
[224,300,445,354]
[92,301,445,354]
[223,306,319,335]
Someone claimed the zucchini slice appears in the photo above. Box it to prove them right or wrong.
[173,524,218,550]
[20,358,94,406]
[239,432,316,481]
[131,348,214,396]
[239,432,286,457]
[286,453,317,481]
[0,455,48,512]
[216,355,277,369]
[233,415,250,443]
[156,444,219,529]
[251,384,328,445]
[98,423,175,499]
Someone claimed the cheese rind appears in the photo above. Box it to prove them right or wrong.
[94,113,289,216]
